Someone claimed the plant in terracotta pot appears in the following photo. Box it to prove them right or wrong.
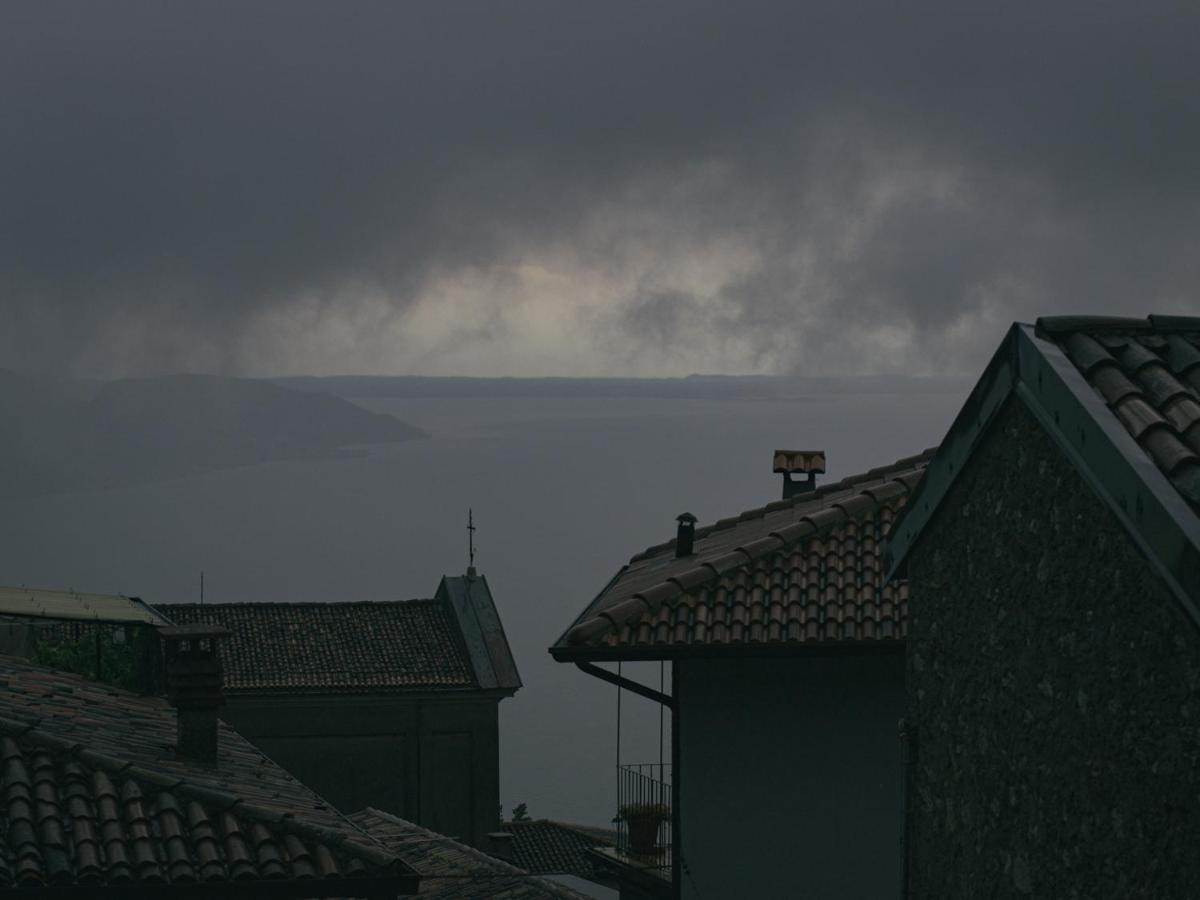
[619,802,668,855]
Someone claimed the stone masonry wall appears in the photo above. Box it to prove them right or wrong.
[907,397,1200,899]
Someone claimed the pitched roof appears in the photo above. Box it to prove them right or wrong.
[1036,315,1200,508]
[505,820,614,879]
[162,575,520,694]
[349,808,592,899]
[0,585,169,626]
[0,654,418,895]
[885,317,1200,625]
[551,450,934,660]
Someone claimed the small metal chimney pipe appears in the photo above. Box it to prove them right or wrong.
[160,625,230,766]
[773,450,827,500]
[675,512,698,558]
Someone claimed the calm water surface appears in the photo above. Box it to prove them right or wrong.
[0,385,969,825]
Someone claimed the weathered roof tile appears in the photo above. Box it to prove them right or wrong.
[163,599,474,692]
[0,656,417,894]
[555,449,933,655]
[350,809,593,898]
[1038,315,1200,511]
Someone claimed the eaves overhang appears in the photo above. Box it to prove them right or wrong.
[549,638,906,664]
[884,322,1200,627]
[548,568,626,657]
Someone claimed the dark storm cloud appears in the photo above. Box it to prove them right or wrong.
[2,2,1198,375]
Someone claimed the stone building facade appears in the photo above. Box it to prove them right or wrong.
[905,398,1200,897]
[888,316,1200,898]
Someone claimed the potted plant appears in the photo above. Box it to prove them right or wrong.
[619,802,668,855]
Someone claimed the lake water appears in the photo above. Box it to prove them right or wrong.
[0,380,971,826]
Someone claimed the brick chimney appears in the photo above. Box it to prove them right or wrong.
[773,450,826,499]
[160,625,230,765]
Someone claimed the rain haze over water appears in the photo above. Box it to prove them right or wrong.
[0,376,968,824]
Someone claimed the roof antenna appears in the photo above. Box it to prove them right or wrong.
[200,571,205,605]
[467,509,478,578]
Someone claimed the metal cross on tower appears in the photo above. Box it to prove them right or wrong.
[467,508,477,571]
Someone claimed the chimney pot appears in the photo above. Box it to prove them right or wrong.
[675,512,698,558]
[160,625,230,765]
[773,450,826,499]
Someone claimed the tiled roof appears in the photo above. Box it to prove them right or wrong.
[1036,315,1200,509]
[350,808,592,899]
[505,820,614,878]
[163,600,475,692]
[552,450,934,657]
[885,320,1200,623]
[0,655,417,895]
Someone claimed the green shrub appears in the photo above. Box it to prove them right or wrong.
[33,628,140,691]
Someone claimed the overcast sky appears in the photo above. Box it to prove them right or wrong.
[3,2,1198,378]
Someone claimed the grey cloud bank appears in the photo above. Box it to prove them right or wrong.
[3,2,1198,377]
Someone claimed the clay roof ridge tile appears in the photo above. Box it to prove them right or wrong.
[770,520,818,545]
[832,492,879,520]
[860,480,910,506]
[1118,340,1165,373]
[705,549,753,576]
[1062,331,1115,376]
[1134,362,1193,408]
[668,567,716,593]
[892,470,926,490]
[598,596,652,630]
[178,784,245,814]
[799,506,847,534]
[75,748,134,777]
[121,765,186,793]
[737,535,785,561]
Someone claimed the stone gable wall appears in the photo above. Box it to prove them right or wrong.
[906,397,1200,898]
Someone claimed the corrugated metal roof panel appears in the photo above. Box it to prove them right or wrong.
[0,586,169,625]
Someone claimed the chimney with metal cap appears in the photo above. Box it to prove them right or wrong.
[773,450,826,499]
[160,625,230,765]
[675,512,698,558]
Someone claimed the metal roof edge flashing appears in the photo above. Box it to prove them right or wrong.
[884,324,1021,579]
[1013,325,1200,628]
[885,321,1200,627]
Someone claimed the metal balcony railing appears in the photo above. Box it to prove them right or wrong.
[616,763,672,872]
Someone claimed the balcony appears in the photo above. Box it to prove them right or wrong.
[615,762,672,871]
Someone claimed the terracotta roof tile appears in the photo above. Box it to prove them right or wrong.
[505,820,615,878]
[350,809,593,899]
[555,449,933,655]
[0,655,416,894]
[1038,315,1200,509]
[162,600,475,692]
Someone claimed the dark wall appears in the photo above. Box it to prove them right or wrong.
[677,655,905,899]
[906,397,1200,898]
[219,692,501,848]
